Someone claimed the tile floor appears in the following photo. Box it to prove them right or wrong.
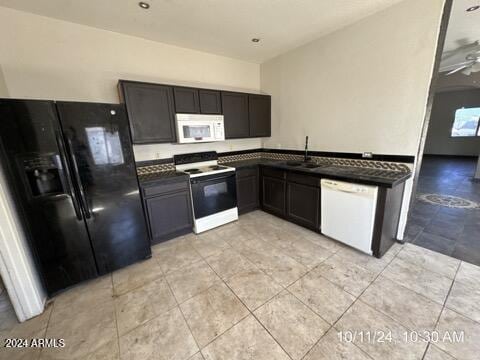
[1,210,480,360]
[0,277,17,334]
[406,156,480,265]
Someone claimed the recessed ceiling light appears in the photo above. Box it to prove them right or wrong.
[251,38,260,43]
[466,5,480,12]
[138,2,150,9]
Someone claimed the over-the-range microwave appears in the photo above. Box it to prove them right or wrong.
[175,113,225,144]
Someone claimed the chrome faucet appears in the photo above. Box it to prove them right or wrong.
[304,136,311,162]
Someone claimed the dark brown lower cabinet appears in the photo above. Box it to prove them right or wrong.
[257,164,405,258]
[236,167,259,214]
[286,182,320,230]
[142,178,193,244]
[262,176,286,217]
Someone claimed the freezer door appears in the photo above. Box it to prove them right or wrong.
[56,102,151,274]
[0,99,97,295]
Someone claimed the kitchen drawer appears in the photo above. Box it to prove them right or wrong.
[143,178,190,197]
[262,166,286,180]
[287,172,320,187]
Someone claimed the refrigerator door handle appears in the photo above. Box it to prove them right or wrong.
[66,137,92,219]
[54,131,83,221]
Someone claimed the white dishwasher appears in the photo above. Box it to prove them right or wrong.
[320,179,378,255]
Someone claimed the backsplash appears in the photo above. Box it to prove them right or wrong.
[133,138,262,162]
[137,149,412,175]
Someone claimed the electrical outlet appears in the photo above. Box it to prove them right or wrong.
[362,152,373,159]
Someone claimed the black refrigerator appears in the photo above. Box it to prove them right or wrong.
[0,99,151,295]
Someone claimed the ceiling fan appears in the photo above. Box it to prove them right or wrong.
[443,41,480,76]
[446,53,480,75]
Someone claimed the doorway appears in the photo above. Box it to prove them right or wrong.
[406,1,480,264]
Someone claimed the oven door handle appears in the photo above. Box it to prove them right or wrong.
[190,173,235,184]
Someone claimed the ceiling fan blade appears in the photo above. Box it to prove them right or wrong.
[446,65,469,75]
[441,62,471,73]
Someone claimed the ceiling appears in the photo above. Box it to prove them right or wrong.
[440,0,480,72]
[0,0,404,63]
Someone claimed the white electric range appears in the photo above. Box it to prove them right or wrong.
[174,151,238,234]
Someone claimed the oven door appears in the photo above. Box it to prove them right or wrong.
[177,120,215,143]
[190,172,237,219]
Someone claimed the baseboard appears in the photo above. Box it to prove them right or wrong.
[423,154,478,160]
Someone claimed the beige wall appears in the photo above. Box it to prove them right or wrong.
[261,0,445,157]
[260,0,446,240]
[0,6,263,161]
[424,90,480,156]
[0,65,8,97]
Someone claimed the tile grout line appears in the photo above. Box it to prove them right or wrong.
[112,231,248,357]
[353,249,457,345]
[381,259,456,308]
[163,269,204,356]
[112,258,187,342]
[23,210,479,360]
[397,243,461,278]
[110,273,122,360]
[300,242,405,360]
[237,216,410,359]
[113,256,166,298]
[242,221,386,360]
[37,296,56,360]
[202,251,295,360]
[420,262,462,360]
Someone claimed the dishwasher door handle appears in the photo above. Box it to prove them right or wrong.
[321,179,372,194]
[321,182,360,193]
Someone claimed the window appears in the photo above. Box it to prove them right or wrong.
[451,107,480,137]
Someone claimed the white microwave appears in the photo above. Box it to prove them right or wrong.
[175,114,225,144]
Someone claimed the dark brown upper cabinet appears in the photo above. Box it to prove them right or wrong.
[199,90,222,114]
[119,81,176,144]
[221,91,249,139]
[249,94,271,137]
[119,80,270,143]
[173,87,200,114]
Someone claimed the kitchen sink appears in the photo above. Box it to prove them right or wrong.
[283,161,326,169]
[285,161,302,166]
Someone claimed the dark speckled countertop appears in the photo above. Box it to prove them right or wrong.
[224,159,411,188]
[137,158,411,188]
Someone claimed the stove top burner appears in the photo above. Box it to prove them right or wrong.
[176,160,235,178]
